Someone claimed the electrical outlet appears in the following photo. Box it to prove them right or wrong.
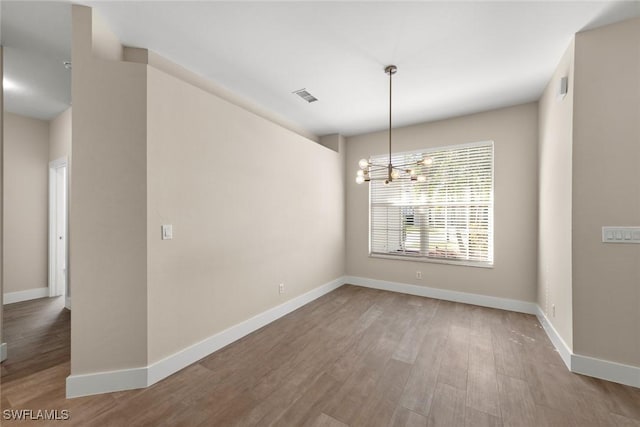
[416,271,422,279]
[552,304,556,317]
[279,283,285,294]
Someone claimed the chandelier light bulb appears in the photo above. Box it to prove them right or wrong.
[409,169,417,176]
[417,175,427,182]
[356,175,365,184]
[357,170,364,177]
[422,157,433,166]
[391,169,400,179]
[358,159,369,169]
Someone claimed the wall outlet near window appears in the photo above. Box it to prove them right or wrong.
[279,283,285,294]
[416,271,422,279]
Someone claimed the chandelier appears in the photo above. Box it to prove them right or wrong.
[355,65,432,185]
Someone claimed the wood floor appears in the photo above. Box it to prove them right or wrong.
[1,296,70,384]
[1,285,639,426]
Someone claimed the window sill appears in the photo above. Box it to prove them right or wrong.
[369,253,494,269]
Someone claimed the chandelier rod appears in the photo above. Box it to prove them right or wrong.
[388,66,392,173]
[385,65,397,182]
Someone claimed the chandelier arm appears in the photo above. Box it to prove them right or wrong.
[370,159,420,168]
[391,163,420,170]
[369,176,416,182]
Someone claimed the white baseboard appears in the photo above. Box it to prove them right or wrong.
[3,287,49,305]
[0,342,7,362]
[535,304,639,388]
[66,367,147,398]
[65,274,640,398]
[66,276,344,398]
[571,353,640,388]
[344,276,538,315]
[147,276,344,386]
[535,306,572,369]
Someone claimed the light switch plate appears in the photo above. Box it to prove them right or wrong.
[602,226,640,244]
[162,224,173,240]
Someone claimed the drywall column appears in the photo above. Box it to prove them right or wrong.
[69,5,148,380]
[537,40,574,351]
[320,133,347,272]
[1,46,6,362]
[572,18,640,368]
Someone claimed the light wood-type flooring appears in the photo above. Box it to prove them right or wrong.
[1,285,639,426]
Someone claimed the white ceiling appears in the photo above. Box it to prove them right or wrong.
[3,1,640,135]
[2,1,72,120]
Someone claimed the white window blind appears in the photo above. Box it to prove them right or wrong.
[370,141,494,266]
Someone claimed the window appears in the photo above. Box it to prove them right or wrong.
[370,141,494,266]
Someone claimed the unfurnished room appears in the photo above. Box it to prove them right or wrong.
[0,1,639,426]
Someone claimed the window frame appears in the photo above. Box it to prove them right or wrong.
[367,140,494,268]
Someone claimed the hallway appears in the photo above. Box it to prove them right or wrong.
[1,297,70,406]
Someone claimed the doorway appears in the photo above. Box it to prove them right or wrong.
[49,157,70,309]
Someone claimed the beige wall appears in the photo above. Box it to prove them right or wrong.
[1,46,4,350]
[71,5,345,375]
[3,112,49,295]
[0,107,70,301]
[146,66,345,363]
[346,103,538,302]
[572,18,640,366]
[49,107,72,161]
[71,5,148,374]
[91,12,123,62]
[538,41,574,349]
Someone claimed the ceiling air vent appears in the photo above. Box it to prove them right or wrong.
[293,88,318,103]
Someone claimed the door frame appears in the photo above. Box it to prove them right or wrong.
[48,157,69,308]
